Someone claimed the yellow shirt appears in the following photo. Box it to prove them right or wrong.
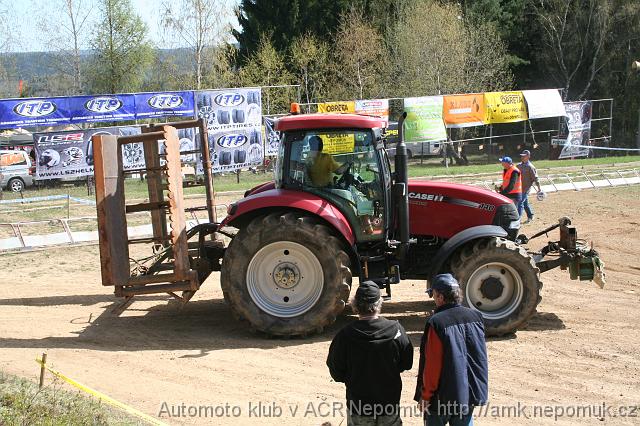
[309,153,341,187]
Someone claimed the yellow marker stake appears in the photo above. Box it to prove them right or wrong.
[36,358,168,426]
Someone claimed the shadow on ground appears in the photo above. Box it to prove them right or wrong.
[0,294,564,355]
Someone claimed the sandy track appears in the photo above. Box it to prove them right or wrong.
[1,186,639,425]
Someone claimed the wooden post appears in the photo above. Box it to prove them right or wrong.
[39,352,47,388]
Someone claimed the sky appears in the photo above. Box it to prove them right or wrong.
[7,0,239,53]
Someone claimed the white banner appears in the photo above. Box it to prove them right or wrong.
[355,99,389,125]
[34,126,142,179]
[559,101,592,159]
[264,117,280,156]
[195,88,263,172]
[522,89,566,119]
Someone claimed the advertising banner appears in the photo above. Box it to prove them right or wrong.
[68,94,136,122]
[403,96,447,142]
[484,91,528,124]
[443,93,487,128]
[0,97,71,129]
[522,89,566,119]
[195,88,263,172]
[134,91,195,119]
[317,101,355,114]
[264,117,280,156]
[355,99,389,125]
[34,126,142,179]
[559,101,592,159]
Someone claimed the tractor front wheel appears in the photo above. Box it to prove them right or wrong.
[221,212,352,336]
[451,237,542,336]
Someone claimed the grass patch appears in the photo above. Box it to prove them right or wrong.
[0,371,142,425]
[406,155,640,178]
[0,155,638,203]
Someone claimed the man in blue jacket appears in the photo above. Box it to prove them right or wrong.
[415,274,488,426]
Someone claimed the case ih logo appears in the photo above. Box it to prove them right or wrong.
[408,192,444,202]
[85,97,123,113]
[214,93,245,107]
[37,133,84,143]
[148,94,183,109]
[13,100,57,117]
[217,134,247,148]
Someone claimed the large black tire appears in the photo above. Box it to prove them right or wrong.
[450,237,542,336]
[221,212,352,336]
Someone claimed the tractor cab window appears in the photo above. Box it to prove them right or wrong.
[286,130,386,240]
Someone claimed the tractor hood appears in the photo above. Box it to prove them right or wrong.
[407,180,517,239]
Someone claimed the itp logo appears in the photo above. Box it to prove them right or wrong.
[217,134,247,148]
[84,97,123,113]
[13,100,57,117]
[148,94,184,109]
[214,93,245,107]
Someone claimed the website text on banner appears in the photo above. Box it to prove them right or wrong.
[0,91,195,129]
[522,89,566,119]
[403,96,447,143]
[443,93,487,128]
[34,127,143,179]
[196,88,263,173]
[484,91,528,124]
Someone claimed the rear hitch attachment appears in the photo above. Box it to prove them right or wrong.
[521,217,606,288]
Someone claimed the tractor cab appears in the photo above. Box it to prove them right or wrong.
[273,113,392,243]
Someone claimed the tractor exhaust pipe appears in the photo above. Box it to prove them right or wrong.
[394,112,410,259]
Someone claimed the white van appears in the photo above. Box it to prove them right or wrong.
[0,150,35,192]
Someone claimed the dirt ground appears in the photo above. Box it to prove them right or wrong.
[1,185,639,425]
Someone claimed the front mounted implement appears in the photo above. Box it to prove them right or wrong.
[93,119,226,304]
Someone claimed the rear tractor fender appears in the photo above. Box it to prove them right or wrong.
[221,193,361,271]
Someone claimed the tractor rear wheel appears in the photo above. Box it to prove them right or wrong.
[451,237,542,336]
[221,212,352,336]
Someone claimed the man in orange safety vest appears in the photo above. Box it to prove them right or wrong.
[497,156,522,210]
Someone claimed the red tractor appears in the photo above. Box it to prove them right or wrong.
[217,111,604,336]
[93,113,604,337]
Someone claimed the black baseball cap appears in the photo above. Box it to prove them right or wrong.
[355,281,381,303]
[427,273,460,296]
[520,150,531,156]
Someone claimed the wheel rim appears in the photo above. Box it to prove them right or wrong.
[10,180,23,192]
[465,262,524,320]
[246,241,324,318]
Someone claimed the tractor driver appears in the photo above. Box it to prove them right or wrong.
[307,135,349,187]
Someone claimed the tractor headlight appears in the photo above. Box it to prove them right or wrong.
[493,202,520,240]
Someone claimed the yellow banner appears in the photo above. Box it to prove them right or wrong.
[484,91,528,123]
[319,133,355,154]
[317,101,355,114]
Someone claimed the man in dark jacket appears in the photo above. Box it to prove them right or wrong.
[327,281,414,425]
[415,274,488,426]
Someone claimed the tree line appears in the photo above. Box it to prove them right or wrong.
[0,0,639,146]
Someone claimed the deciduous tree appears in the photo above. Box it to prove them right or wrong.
[88,0,153,93]
[161,0,234,89]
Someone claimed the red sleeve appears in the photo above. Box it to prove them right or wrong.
[421,326,443,401]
